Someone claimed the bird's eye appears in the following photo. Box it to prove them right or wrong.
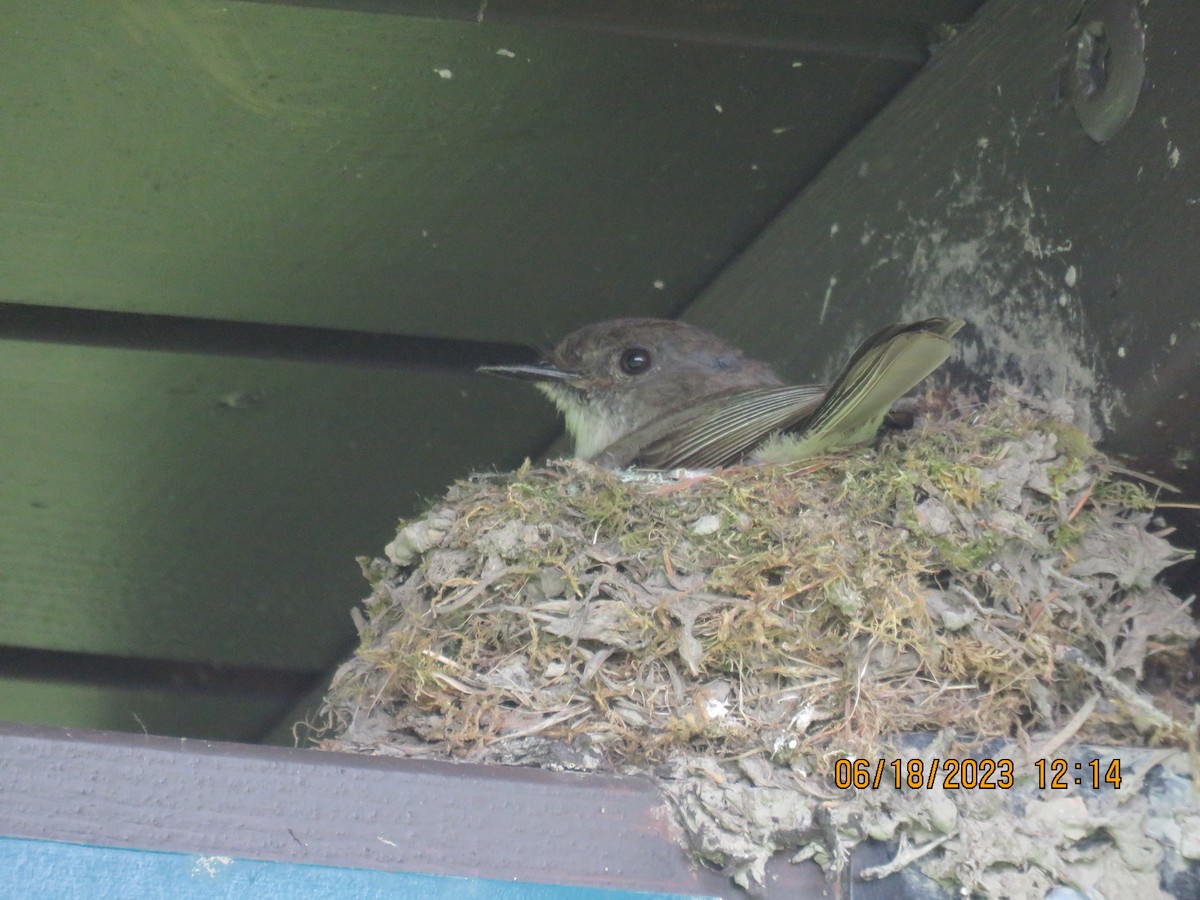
[619,347,652,375]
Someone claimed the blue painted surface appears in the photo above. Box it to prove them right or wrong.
[0,837,713,900]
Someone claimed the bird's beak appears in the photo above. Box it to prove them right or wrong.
[477,362,580,383]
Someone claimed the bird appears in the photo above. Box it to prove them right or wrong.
[479,316,964,469]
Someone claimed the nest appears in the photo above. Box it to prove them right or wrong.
[318,387,1198,894]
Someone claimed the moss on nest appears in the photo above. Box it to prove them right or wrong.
[318,387,1197,891]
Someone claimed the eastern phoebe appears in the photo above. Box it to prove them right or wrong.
[480,317,964,469]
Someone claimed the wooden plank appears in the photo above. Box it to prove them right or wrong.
[0,722,829,898]
[683,0,1200,491]
[247,0,986,61]
[0,0,918,345]
[0,678,287,743]
[0,339,555,669]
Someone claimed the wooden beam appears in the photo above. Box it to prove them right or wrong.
[241,0,986,62]
[0,721,831,897]
[684,0,1200,499]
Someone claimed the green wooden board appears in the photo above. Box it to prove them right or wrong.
[1,0,915,344]
[0,338,552,669]
[0,679,284,742]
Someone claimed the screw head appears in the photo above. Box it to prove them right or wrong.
[1068,0,1145,142]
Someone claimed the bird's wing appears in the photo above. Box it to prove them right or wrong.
[595,383,828,469]
[596,317,964,470]
[779,317,964,458]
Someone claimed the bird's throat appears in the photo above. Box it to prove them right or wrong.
[536,382,629,461]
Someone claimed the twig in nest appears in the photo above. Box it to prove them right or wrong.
[483,705,590,744]
[1117,748,1180,796]
[435,565,510,613]
[1101,463,1179,494]
[1054,646,1177,733]
[1035,693,1099,759]
[1067,480,1095,522]
[858,835,950,880]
